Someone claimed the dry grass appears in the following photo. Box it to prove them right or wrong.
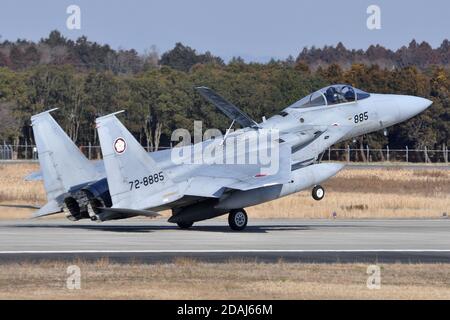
[0,163,449,220]
[0,163,45,203]
[0,163,49,219]
[251,167,450,219]
[0,260,449,299]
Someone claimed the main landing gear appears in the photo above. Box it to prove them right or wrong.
[175,208,249,231]
[228,208,248,231]
[312,185,325,201]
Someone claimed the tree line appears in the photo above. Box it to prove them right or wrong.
[0,31,448,153]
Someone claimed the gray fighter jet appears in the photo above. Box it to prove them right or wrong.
[30,84,432,230]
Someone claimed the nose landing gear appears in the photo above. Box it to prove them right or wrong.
[312,185,325,201]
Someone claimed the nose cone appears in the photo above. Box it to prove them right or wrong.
[396,95,432,121]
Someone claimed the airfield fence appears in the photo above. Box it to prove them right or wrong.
[0,143,448,164]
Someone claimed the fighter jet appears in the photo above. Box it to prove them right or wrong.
[30,84,432,230]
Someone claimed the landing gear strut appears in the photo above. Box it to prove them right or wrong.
[312,185,325,201]
[228,209,248,231]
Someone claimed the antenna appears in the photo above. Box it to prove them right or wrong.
[221,119,235,146]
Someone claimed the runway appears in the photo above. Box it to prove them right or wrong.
[0,219,449,263]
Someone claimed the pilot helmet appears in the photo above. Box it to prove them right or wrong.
[326,87,337,96]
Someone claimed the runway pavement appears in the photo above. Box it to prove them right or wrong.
[0,218,449,263]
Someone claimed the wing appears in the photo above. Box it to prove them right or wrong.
[186,125,352,196]
[182,142,292,196]
[196,86,260,128]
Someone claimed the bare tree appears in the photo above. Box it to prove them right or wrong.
[143,45,160,69]
[144,113,163,151]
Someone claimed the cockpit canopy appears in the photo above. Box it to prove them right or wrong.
[290,84,370,109]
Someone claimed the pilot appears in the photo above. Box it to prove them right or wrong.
[344,90,355,101]
[325,87,338,104]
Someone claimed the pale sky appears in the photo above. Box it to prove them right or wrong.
[0,0,448,62]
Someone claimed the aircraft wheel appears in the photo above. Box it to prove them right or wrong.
[177,221,193,229]
[312,185,325,201]
[228,209,248,231]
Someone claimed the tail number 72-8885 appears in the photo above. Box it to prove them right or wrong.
[129,171,164,190]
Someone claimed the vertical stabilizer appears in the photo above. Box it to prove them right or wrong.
[95,112,181,210]
[31,109,98,204]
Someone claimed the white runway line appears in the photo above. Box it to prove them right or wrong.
[0,249,449,254]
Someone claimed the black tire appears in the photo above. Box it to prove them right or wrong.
[177,221,194,229]
[312,185,325,201]
[228,209,248,231]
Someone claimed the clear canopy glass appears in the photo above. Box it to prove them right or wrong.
[290,85,370,108]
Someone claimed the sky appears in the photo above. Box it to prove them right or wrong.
[0,0,448,62]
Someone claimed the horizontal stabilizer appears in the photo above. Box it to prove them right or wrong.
[95,207,160,221]
[24,171,43,181]
[196,86,260,128]
[31,199,63,218]
[0,204,40,209]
